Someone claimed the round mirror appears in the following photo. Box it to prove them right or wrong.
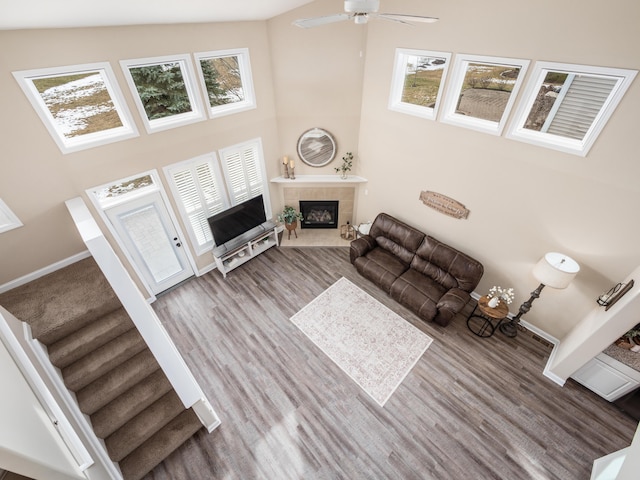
[297,128,337,167]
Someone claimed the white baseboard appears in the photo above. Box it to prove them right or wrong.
[0,251,91,294]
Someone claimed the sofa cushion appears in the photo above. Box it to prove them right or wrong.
[390,269,446,322]
[411,236,484,293]
[369,213,425,266]
[353,247,409,293]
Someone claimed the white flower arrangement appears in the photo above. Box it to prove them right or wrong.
[487,286,515,306]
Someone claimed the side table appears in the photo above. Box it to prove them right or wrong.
[467,295,509,338]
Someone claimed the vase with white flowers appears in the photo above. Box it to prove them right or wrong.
[334,152,353,179]
[487,286,515,308]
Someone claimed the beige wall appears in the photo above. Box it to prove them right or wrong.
[0,21,284,280]
[1,0,639,340]
[352,0,640,338]
[267,0,365,181]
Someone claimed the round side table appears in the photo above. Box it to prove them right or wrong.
[467,295,509,338]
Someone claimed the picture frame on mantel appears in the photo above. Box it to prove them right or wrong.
[605,279,634,311]
[297,127,337,167]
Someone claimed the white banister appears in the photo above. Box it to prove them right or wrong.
[65,197,220,432]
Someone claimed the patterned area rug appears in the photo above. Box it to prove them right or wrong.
[291,277,433,406]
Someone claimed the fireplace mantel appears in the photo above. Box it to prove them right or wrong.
[270,175,367,184]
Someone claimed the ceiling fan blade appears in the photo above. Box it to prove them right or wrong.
[377,13,439,24]
[292,13,351,29]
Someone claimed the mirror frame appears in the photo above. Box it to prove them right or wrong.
[296,128,337,167]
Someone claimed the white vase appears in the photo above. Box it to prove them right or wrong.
[488,296,500,308]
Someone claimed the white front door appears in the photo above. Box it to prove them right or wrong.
[106,192,194,294]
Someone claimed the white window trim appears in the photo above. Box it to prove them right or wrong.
[0,198,23,233]
[440,54,530,136]
[13,62,139,154]
[193,48,257,119]
[120,54,206,134]
[163,154,229,255]
[506,62,638,156]
[388,48,452,121]
[218,138,272,219]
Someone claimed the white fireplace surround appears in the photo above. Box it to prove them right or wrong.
[271,175,367,184]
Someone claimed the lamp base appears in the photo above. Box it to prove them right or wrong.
[499,320,519,338]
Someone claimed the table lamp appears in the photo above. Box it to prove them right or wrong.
[499,252,580,338]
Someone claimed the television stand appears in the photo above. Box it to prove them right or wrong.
[212,221,279,278]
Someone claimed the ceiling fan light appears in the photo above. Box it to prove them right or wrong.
[354,14,368,24]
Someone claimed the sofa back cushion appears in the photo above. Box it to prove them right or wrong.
[369,213,425,266]
[411,236,484,293]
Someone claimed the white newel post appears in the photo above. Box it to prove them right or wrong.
[65,197,220,432]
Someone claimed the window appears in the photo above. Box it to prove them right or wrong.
[440,54,529,135]
[91,173,158,208]
[120,55,206,134]
[164,155,228,254]
[194,48,256,118]
[388,48,451,120]
[164,138,270,253]
[13,63,138,154]
[0,198,23,233]
[219,139,270,210]
[506,62,637,156]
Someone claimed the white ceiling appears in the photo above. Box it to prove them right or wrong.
[0,0,314,30]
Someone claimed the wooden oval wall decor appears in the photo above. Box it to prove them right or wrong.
[419,191,470,219]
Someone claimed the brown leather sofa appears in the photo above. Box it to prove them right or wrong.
[350,213,484,326]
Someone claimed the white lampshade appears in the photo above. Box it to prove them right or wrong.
[532,252,580,289]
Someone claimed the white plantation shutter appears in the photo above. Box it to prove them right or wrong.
[543,75,618,140]
[165,138,270,253]
[222,144,260,203]
[220,140,267,207]
[165,155,228,253]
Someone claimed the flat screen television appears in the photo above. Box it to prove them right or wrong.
[207,195,267,246]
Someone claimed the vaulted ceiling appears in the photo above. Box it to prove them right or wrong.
[0,0,314,30]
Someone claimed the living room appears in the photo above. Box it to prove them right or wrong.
[1,0,640,478]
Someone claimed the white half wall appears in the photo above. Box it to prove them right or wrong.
[0,317,86,480]
[546,265,640,381]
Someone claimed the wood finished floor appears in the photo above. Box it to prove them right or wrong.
[147,247,637,480]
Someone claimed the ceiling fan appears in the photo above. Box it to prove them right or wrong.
[293,0,439,29]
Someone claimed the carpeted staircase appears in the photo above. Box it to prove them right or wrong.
[0,257,202,480]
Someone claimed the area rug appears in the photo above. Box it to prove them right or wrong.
[290,277,433,406]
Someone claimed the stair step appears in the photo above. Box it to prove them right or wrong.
[118,409,202,480]
[0,257,122,345]
[62,328,148,391]
[105,391,185,462]
[91,369,173,439]
[48,308,134,368]
[76,349,160,415]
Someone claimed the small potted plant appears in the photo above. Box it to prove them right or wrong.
[277,206,304,239]
[487,286,515,308]
[334,152,353,179]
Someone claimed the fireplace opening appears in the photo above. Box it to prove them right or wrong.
[299,200,339,229]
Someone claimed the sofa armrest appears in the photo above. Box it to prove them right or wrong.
[434,288,471,326]
[349,235,377,264]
